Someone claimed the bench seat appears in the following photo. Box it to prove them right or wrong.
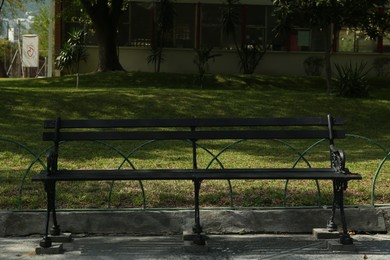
[33,168,361,181]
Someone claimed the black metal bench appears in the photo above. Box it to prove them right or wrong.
[32,115,362,248]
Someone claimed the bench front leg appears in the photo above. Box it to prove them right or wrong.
[192,179,205,245]
[334,180,353,245]
[49,182,61,236]
[327,182,338,232]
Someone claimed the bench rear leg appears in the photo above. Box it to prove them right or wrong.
[39,181,61,248]
[192,179,205,245]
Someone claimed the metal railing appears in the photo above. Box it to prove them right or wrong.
[1,135,388,210]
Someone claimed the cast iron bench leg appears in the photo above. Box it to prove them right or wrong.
[50,182,61,236]
[327,182,338,232]
[192,179,205,245]
[40,181,61,248]
[335,180,353,245]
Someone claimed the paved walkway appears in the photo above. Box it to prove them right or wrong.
[1,234,390,259]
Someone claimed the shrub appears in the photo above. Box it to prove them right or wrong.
[372,57,390,77]
[238,43,266,74]
[56,30,88,74]
[193,47,221,87]
[0,40,17,77]
[334,61,371,98]
[303,56,324,76]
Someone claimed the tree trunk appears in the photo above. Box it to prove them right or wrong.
[80,0,124,72]
[324,23,333,94]
[95,22,124,72]
[0,62,8,78]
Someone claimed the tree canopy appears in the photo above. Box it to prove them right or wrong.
[0,0,23,16]
[273,0,390,92]
[273,0,389,30]
[0,0,46,17]
[29,5,50,54]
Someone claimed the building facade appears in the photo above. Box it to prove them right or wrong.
[55,0,390,76]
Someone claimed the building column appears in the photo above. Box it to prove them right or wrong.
[241,4,247,46]
[54,0,62,57]
[377,6,385,53]
[332,29,339,52]
[195,2,201,49]
[150,3,156,46]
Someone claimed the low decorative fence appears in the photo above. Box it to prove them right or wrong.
[1,135,388,210]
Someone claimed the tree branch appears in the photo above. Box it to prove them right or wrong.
[0,0,5,12]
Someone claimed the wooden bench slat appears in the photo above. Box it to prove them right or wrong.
[43,130,346,141]
[44,117,344,129]
[33,168,361,182]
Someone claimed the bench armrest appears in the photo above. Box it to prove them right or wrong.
[330,144,348,174]
[46,151,58,175]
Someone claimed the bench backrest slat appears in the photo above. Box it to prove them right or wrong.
[44,117,343,129]
[43,130,345,141]
[43,116,344,142]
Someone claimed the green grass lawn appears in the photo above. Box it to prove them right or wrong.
[0,72,389,210]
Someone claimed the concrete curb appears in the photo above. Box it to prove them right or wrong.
[1,207,388,236]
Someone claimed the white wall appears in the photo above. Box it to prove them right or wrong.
[79,46,389,77]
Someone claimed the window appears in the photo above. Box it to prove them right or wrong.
[63,2,359,53]
[173,4,195,48]
[129,2,152,47]
[117,8,130,46]
[245,5,266,47]
[286,28,309,51]
[357,35,377,53]
[284,26,328,52]
[266,6,283,51]
[310,28,326,51]
[338,28,377,53]
[127,2,195,48]
[384,33,390,52]
[338,28,355,52]
[201,4,223,48]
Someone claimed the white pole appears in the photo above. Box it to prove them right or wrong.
[18,20,24,78]
[47,0,55,77]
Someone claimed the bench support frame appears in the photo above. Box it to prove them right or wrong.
[34,116,361,248]
[38,179,354,247]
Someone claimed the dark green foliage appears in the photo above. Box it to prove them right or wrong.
[193,47,221,87]
[238,44,266,74]
[55,44,73,73]
[221,0,266,74]
[56,30,88,74]
[334,61,371,98]
[304,56,324,76]
[221,0,240,36]
[272,0,390,93]
[147,46,165,71]
[0,40,17,76]
[372,57,390,77]
[148,0,176,72]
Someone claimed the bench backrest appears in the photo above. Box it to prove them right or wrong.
[43,115,345,173]
[43,116,345,142]
[43,115,344,143]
